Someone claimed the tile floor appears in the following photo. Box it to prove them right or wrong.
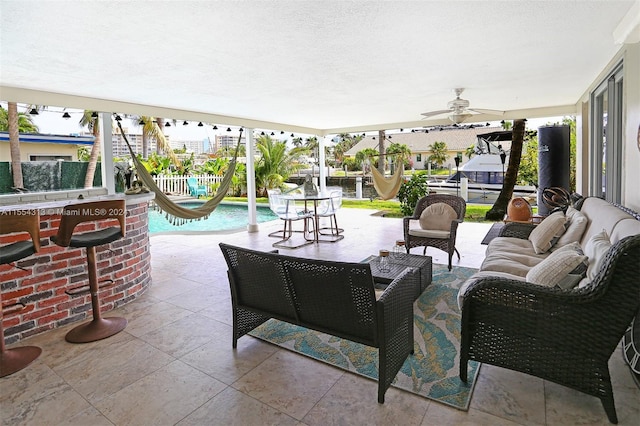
[1,207,638,425]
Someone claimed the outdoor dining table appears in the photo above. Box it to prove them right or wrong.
[282,192,344,243]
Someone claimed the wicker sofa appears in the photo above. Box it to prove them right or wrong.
[219,243,417,403]
[457,197,640,423]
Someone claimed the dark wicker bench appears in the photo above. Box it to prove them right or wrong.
[459,200,640,424]
[219,243,417,403]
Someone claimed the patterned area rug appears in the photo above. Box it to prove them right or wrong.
[248,264,480,410]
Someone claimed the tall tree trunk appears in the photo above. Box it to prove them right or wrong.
[485,119,526,221]
[155,118,164,154]
[84,122,101,188]
[8,102,23,189]
[378,130,385,174]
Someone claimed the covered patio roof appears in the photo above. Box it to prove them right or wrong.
[1,1,639,135]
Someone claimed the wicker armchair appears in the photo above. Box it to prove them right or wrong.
[403,194,466,270]
[459,234,640,424]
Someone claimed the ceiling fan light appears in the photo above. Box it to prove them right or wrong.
[449,113,472,124]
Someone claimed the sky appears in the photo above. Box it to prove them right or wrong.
[7,103,565,142]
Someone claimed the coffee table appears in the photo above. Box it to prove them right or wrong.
[362,253,432,300]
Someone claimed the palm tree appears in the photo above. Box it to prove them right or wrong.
[355,148,379,174]
[386,142,412,169]
[136,116,175,160]
[255,135,307,196]
[80,111,102,188]
[1,103,39,189]
[486,119,526,220]
[465,144,476,160]
[427,141,448,168]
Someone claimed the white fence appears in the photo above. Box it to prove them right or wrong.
[152,175,223,195]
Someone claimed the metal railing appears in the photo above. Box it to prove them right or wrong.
[152,175,223,195]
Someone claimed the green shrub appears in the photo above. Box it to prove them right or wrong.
[397,174,430,216]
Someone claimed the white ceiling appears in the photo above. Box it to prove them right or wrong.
[1,1,638,135]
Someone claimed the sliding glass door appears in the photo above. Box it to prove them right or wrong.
[591,63,623,203]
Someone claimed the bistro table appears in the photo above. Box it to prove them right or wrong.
[282,192,344,243]
[362,253,432,300]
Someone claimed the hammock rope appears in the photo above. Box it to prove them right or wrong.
[117,120,242,224]
[370,166,404,200]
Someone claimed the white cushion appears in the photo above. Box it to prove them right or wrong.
[526,249,588,287]
[554,207,588,248]
[583,229,612,282]
[408,228,450,238]
[419,203,457,231]
[528,211,567,254]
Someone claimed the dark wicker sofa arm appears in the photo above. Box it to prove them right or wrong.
[375,267,417,403]
[499,222,536,239]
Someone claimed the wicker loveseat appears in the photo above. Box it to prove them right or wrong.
[458,197,640,423]
[219,243,417,403]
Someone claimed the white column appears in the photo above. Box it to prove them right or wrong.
[319,135,329,192]
[101,112,115,194]
[245,129,258,232]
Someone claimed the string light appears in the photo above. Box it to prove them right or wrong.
[197,122,203,127]
[212,125,218,130]
[165,121,171,127]
[183,121,189,125]
[62,112,71,119]
[29,108,39,115]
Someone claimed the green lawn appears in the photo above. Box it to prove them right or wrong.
[224,197,494,223]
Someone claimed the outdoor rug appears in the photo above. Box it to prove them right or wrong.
[248,264,480,410]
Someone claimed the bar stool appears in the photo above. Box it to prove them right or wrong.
[1,210,43,377]
[51,199,128,343]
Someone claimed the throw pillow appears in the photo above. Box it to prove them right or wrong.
[528,211,567,254]
[526,249,588,287]
[551,241,589,276]
[419,202,457,231]
[583,229,612,282]
[554,206,588,247]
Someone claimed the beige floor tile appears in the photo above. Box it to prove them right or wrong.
[470,365,546,426]
[422,403,524,426]
[232,350,344,420]
[115,299,193,337]
[302,373,428,426]
[177,387,299,426]
[55,337,174,404]
[59,406,114,426]
[0,363,92,426]
[93,360,226,426]
[180,335,277,385]
[138,313,228,358]
[145,274,204,301]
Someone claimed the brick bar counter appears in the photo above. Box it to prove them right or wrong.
[0,193,154,344]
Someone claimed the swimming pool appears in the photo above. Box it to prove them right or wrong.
[148,202,278,234]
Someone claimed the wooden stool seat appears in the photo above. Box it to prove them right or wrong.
[1,210,42,377]
[51,199,128,344]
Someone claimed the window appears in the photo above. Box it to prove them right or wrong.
[416,154,422,162]
[30,155,72,161]
[590,63,623,203]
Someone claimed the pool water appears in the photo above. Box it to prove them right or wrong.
[148,202,278,234]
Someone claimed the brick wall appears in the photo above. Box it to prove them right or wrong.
[1,200,152,344]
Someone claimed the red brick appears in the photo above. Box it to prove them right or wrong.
[21,273,55,286]
[37,294,69,309]
[38,311,69,325]
[24,307,55,321]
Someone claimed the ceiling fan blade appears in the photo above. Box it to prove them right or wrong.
[468,108,504,115]
[420,109,452,118]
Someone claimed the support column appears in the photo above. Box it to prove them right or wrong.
[319,135,330,193]
[101,112,115,194]
[245,129,258,232]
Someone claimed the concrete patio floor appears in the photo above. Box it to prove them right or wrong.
[2,207,638,425]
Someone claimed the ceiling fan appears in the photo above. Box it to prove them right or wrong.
[421,88,504,124]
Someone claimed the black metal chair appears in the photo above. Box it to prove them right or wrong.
[403,194,466,270]
[51,199,128,343]
[0,210,42,377]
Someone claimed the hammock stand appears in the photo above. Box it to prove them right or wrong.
[117,120,242,225]
[370,166,404,200]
